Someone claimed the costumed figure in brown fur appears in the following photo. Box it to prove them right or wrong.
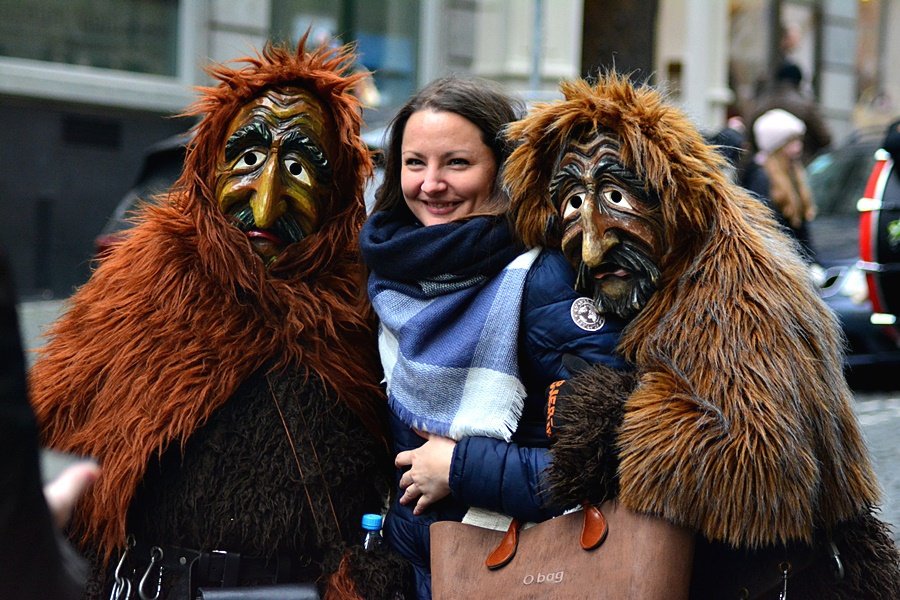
[505,73,900,599]
[29,39,411,600]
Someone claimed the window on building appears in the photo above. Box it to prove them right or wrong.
[271,0,419,121]
[0,0,179,76]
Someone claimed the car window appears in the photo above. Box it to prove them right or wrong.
[99,155,184,237]
[807,144,878,217]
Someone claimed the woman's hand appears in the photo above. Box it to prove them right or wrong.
[43,461,100,529]
[395,432,456,516]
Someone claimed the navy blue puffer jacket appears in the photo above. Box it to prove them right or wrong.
[383,249,629,599]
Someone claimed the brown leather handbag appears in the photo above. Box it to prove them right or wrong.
[430,501,695,600]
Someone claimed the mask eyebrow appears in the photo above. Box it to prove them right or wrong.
[591,159,657,206]
[282,130,332,183]
[224,121,271,162]
[549,162,586,208]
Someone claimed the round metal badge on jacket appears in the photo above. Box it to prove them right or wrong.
[570,297,605,331]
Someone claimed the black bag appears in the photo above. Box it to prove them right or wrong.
[197,583,319,599]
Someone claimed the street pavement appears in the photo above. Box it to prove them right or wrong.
[17,299,900,543]
[853,392,900,542]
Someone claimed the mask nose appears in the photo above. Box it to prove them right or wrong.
[580,198,619,268]
[250,157,285,229]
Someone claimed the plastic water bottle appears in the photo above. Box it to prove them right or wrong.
[361,513,384,552]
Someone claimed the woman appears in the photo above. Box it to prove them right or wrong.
[358,76,630,599]
[743,108,817,262]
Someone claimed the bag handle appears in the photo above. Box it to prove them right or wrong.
[580,501,609,550]
[485,519,521,570]
[484,502,608,571]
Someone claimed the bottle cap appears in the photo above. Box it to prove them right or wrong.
[361,513,383,531]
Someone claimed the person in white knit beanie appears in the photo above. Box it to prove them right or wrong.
[753,108,806,157]
[743,108,817,263]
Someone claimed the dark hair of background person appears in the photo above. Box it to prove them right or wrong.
[776,61,803,87]
[372,75,524,216]
[884,118,900,162]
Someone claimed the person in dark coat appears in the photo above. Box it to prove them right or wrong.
[884,117,900,160]
[28,40,411,600]
[359,76,630,599]
[742,107,818,263]
[0,248,99,600]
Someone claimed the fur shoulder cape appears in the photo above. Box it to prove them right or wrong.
[28,40,385,558]
[505,74,881,548]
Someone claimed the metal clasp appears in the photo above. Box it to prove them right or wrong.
[109,535,135,600]
[137,546,164,600]
[828,540,845,580]
[777,561,792,600]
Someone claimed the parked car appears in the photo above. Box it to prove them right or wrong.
[807,128,900,382]
[807,129,885,265]
[93,133,189,257]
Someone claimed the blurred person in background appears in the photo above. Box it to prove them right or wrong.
[706,114,749,183]
[743,108,818,266]
[748,60,832,165]
[884,117,900,159]
[1,247,99,600]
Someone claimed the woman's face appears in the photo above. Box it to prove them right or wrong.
[783,137,804,160]
[400,109,497,226]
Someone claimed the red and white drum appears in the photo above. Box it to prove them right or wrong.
[858,151,900,317]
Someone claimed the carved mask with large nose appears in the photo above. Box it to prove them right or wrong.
[215,86,334,267]
[550,129,664,318]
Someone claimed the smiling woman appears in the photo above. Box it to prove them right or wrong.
[399,109,498,226]
[358,76,632,600]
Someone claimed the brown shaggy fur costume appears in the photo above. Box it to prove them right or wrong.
[506,74,899,598]
[29,41,410,599]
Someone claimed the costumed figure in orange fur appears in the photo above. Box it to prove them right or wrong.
[29,40,411,600]
[506,73,900,599]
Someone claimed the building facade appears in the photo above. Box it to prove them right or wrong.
[0,0,894,298]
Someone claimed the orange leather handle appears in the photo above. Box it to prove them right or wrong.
[580,501,609,550]
[485,518,521,570]
[484,503,609,571]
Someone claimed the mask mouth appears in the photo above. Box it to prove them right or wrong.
[590,264,631,281]
[575,258,635,297]
[575,244,660,319]
[246,229,285,245]
[227,204,306,248]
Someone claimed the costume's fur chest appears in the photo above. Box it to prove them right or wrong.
[125,368,391,571]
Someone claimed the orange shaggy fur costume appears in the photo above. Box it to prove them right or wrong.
[505,74,899,598]
[29,42,383,564]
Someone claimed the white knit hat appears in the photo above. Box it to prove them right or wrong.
[753,108,806,154]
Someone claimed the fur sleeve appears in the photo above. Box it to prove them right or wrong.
[615,362,878,549]
[325,545,414,599]
[547,364,636,507]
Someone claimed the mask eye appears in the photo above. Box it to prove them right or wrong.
[563,192,585,219]
[602,187,634,211]
[236,149,266,170]
[285,158,311,185]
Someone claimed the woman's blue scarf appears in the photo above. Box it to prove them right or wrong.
[360,210,539,441]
